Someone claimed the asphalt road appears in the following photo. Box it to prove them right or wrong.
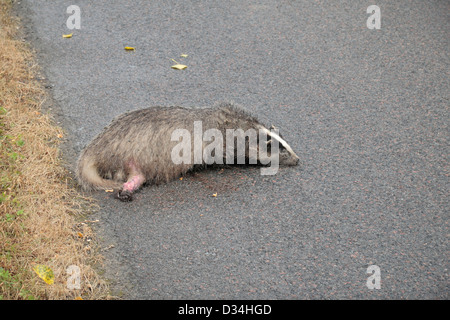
[16,0,448,299]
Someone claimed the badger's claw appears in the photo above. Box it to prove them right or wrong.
[114,189,133,202]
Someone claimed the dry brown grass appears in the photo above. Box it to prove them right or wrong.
[0,0,109,299]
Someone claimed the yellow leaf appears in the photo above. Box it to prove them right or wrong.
[180,54,188,58]
[124,46,135,51]
[33,265,54,285]
[105,189,114,193]
[74,296,83,300]
[179,177,183,180]
[171,59,187,70]
[62,33,73,38]
[77,232,83,238]
[171,64,187,70]
[212,193,217,197]
[57,133,63,138]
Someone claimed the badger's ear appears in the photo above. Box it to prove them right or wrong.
[257,127,273,149]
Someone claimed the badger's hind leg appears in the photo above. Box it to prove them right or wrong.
[114,161,146,202]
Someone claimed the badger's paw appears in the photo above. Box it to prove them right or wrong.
[114,189,133,202]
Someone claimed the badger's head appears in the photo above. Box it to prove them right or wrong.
[214,103,300,173]
[258,125,299,167]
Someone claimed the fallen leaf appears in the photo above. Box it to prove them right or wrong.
[179,177,183,180]
[33,265,54,285]
[124,46,135,51]
[171,64,187,70]
[180,54,188,57]
[74,297,83,300]
[77,232,83,238]
[62,33,73,38]
[105,189,114,193]
[212,193,217,197]
[57,133,63,138]
[171,59,187,70]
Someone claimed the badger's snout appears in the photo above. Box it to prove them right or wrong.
[279,150,300,166]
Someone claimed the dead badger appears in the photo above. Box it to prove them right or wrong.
[76,103,299,201]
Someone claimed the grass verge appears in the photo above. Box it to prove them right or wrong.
[0,0,109,299]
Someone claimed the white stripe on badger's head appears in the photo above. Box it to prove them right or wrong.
[259,126,299,160]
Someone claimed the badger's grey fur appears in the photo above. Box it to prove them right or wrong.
[76,103,299,201]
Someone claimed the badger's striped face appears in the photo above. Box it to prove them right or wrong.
[258,125,299,167]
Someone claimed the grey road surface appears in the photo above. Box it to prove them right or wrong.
[16,0,448,299]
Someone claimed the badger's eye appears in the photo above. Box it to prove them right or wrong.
[265,139,272,151]
[265,139,286,151]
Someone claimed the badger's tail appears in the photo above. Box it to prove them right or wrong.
[76,155,122,191]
